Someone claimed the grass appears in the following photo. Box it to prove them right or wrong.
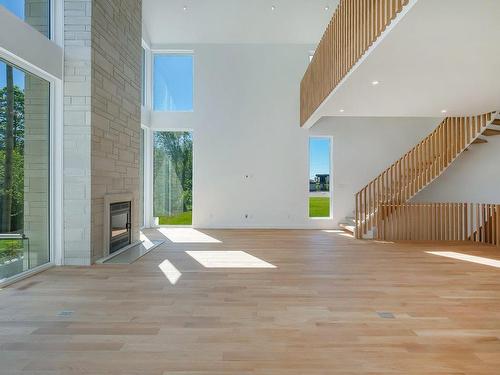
[0,240,24,264]
[309,197,330,218]
[158,211,193,225]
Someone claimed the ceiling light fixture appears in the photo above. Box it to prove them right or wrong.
[325,6,330,11]
[339,109,345,113]
[371,80,379,86]
[441,109,447,114]
[271,5,276,11]
[183,5,187,11]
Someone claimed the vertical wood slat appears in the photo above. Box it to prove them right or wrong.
[354,112,494,239]
[378,202,499,246]
[301,0,410,126]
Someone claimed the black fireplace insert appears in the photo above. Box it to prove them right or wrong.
[110,201,131,253]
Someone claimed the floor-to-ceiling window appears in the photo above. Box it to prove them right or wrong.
[0,58,50,281]
[309,137,332,218]
[153,131,193,226]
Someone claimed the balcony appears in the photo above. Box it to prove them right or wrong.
[300,0,500,127]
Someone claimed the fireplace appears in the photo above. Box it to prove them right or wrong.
[109,201,131,253]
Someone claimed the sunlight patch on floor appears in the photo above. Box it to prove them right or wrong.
[158,259,182,284]
[140,231,156,249]
[157,228,222,243]
[426,251,500,268]
[186,251,276,269]
[323,230,354,238]
[337,232,354,238]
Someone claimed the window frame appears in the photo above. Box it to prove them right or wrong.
[151,50,195,113]
[308,135,333,220]
[151,128,195,228]
[0,55,60,287]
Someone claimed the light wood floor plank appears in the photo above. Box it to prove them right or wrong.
[0,229,499,374]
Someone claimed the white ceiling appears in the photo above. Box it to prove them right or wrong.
[307,0,500,126]
[143,0,338,45]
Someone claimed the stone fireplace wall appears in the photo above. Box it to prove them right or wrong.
[63,0,92,265]
[90,0,142,262]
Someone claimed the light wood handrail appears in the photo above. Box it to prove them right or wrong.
[378,203,500,246]
[355,112,495,239]
[300,0,410,126]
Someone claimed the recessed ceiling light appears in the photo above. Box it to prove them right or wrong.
[183,5,187,11]
[441,109,447,114]
[325,6,330,11]
[271,5,276,11]
[339,109,345,113]
[371,80,379,86]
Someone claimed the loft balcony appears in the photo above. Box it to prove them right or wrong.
[301,0,500,128]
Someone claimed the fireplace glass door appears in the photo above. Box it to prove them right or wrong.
[110,201,131,253]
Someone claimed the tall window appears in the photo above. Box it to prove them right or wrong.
[141,47,146,107]
[153,54,193,112]
[139,128,145,227]
[309,137,331,218]
[0,58,50,281]
[153,131,193,225]
[0,0,50,38]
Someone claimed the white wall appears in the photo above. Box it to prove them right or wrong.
[413,133,500,204]
[311,116,439,226]
[151,44,315,228]
[149,43,442,228]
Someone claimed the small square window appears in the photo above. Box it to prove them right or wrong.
[153,54,193,112]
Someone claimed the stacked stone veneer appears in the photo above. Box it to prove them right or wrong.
[63,0,92,265]
[90,0,142,262]
[63,0,141,264]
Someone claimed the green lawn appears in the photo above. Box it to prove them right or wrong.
[158,211,193,225]
[309,197,330,218]
[0,239,24,263]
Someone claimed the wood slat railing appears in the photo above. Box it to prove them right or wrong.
[355,112,495,239]
[378,203,500,246]
[300,0,410,126]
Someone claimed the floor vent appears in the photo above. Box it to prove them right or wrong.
[57,310,74,317]
[377,311,395,319]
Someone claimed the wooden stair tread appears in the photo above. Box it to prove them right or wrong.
[355,112,497,240]
[483,128,500,136]
[472,138,488,144]
[338,223,355,234]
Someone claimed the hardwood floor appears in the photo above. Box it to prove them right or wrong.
[1,229,500,374]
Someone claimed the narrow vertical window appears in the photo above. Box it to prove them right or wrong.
[0,58,50,281]
[153,131,193,225]
[141,47,146,107]
[309,137,331,218]
[139,128,145,227]
[153,54,193,112]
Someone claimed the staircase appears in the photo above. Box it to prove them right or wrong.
[346,112,497,239]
